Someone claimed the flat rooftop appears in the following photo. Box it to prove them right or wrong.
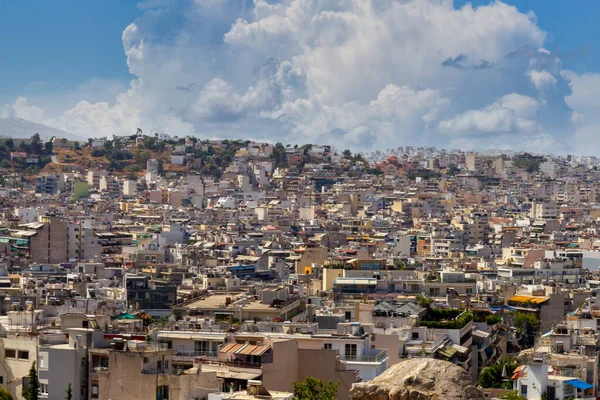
[182,295,297,313]
[210,390,292,400]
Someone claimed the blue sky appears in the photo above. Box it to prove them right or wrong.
[455,0,600,73]
[1,0,600,154]
[0,0,138,101]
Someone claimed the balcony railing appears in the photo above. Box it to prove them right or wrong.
[342,350,387,363]
[173,350,219,360]
[200,359,263,369]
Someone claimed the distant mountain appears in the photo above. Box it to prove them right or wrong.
[0,117,83,141]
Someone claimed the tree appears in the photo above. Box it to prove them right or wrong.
[44,140,53,154]
[343,149,352,159]
[513,311,538,330]
[65,383,72,400]
[19,141,31,153]
[416,295,433,309]
[478,358,517,389]
[0,386,13,400]
[30,133,43,154]
[513,311,538,348]
[22,361,39,400]
[501,391,526,400]
[486,314,502,325]
[4,138,13,151]
[292,377,339,400]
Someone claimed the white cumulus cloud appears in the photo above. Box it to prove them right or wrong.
[1,0,598,152]
[438,93,540,136]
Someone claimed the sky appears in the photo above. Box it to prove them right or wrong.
[1,0,600,154]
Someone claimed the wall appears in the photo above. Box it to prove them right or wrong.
[296,246,328,274]
[297,349,356,400]
[0,335,38,399]
[95,350,218,400]
[29,218,68,264]
[323,269,344,291]
[371,334,402,367]
[262,339,299,393]
[540,293,566,333]
[40,344,86,400]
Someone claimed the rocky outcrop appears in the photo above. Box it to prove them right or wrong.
[349,358,483,400]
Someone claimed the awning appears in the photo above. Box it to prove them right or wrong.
[216,370,262,380]
[508,295,548,304]
[113,312,136,320]
[220,343,244,353]
[511,365,525,380]
[437,345,457,358]
[566,379,593,390]
[451,344,469,354]
[237,344,270,356]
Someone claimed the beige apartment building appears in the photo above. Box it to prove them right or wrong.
[89,341,219,400]
[22,216,68,264]
[262,339,358,400]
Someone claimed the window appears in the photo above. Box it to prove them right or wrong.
[4,349,15,358]
[194,340,210,353]
[323,343,332,350]
[520,385,527,396]
[157,385,169,400]
[344,344,357,359]
[0,376,3,384]
[91,383,99,399]
[18,350,29,360]
[412,332,419,340]
[40,383,48,395]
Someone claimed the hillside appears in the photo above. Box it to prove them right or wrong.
[38,137,249,179]
[0,117,82,141]
[41,146,172,178]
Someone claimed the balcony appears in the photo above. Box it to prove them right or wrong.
[173,350,219,362]
[342,350,387,363]
[141,367,178,375]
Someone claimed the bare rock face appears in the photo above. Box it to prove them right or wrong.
[349,358,483,400]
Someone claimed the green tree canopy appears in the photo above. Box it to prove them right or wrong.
[0,386,13,400]
[501,390,526,400]
[292,377,339,400]
[477,358,517,389]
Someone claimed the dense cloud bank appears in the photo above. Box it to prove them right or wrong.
[3,0,600,153]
